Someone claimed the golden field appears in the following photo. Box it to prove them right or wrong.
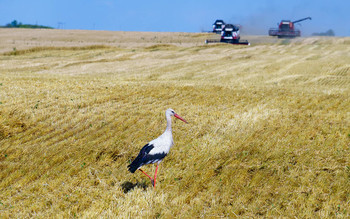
[0,28,350,218]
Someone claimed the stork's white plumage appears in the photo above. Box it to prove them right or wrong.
[128,108,187,188]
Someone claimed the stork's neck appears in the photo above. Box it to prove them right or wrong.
[165,114,172,133]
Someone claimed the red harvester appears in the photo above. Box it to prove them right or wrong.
[269,17,311,38]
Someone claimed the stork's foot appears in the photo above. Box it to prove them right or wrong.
[151,179,155,187]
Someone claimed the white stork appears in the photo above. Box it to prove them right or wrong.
[128,108,188,188]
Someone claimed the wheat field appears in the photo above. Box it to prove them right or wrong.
[0,28,350,218]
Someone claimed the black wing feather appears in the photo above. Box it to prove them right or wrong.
[127,143,168,173]
[128,144,154,173]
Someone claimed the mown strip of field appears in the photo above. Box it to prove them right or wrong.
[0,29,349,217]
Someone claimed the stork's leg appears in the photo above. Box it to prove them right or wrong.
[153,163,159,188]
[139,169,153,181]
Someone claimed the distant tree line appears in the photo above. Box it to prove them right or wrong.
[1,20,53,29]
[312,29,335,36]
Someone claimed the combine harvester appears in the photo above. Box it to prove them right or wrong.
[202,19,225,33]
[268,17,311,38]
[212,19,225,33]
[205,23,250,45]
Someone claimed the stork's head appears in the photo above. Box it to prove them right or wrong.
[166,108,188,123]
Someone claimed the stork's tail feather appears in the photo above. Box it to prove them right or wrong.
[128,143,153,173]
[128,160,142,173]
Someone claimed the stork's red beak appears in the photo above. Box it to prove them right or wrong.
[174,114,188,123]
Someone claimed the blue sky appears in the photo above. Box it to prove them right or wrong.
[1,0,349,36]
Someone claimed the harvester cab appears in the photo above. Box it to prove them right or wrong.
[279,20,295,31]
[269,17,311,38]
[220,24,240,43]
[213,20,225,33]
